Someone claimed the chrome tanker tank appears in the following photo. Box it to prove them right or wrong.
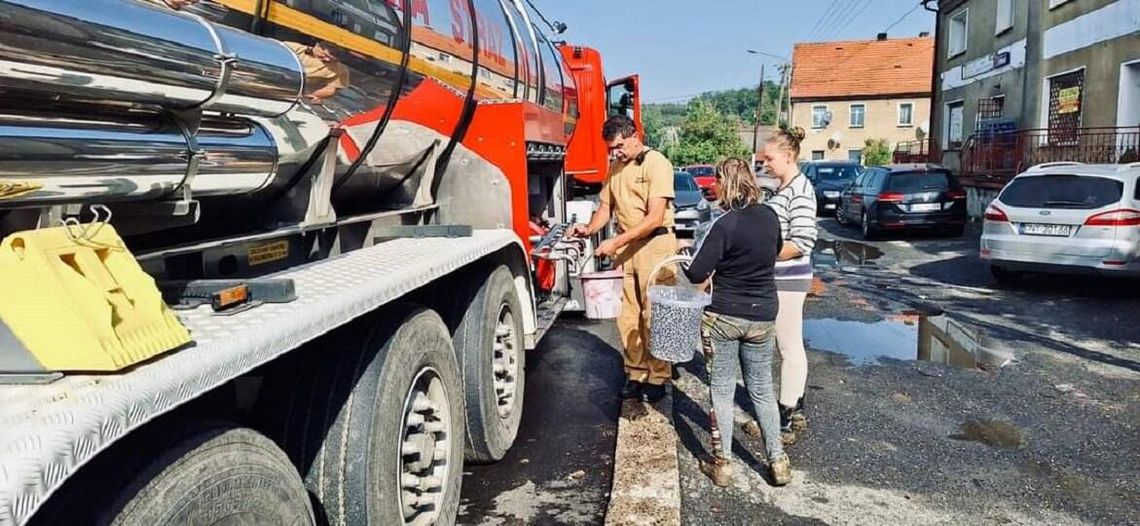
[0,0,577,239]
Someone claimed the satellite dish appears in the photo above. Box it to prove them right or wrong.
[916,127,927,141]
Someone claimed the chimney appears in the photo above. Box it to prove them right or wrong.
[919,31,931,37]
[877,33,888,41]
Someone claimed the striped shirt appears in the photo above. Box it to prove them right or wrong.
[766,174,818,292]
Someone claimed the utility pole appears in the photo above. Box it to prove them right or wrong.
[753,64,766,155]
[776,63,790,127]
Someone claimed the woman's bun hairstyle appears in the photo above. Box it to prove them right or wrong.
[768,125,805,158]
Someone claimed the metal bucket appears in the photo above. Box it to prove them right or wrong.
[648,256,711,363]
[580,270,624,319]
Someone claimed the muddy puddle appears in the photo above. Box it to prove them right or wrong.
[812,239,884,270]
[803,314,1013,370]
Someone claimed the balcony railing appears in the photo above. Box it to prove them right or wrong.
[960,126,1140,188]
[893,139,939,164]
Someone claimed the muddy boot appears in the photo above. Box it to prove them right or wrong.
[789,397,808,432]
[779,404,799,446]
[742,420,763,439]
[700,457,733,487]
[768,454,792,486]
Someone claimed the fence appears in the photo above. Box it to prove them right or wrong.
[959,126,1140,188]
[892,139,939,164]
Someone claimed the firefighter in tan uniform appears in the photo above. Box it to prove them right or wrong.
[571,115,677,403]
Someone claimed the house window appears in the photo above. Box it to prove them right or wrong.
[946,101,965,149]
[849,104,865,128]
[812,106,829,129]
[1046,69,1085,145]
[812,150,825,161]
[898,102,914,127]
[848,150,863,163]
[948,9,968,58]
[977,96,1004,125]
[996,0,1014,35]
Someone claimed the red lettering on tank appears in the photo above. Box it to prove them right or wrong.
[449,0,468,45]
[384,0,430,25]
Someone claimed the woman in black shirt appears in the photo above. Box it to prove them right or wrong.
[682,157,791,487]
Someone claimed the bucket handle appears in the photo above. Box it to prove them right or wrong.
[648,255,713,295]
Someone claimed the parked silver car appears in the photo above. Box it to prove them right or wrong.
[981,162,1140,282]
[674,171,712,237]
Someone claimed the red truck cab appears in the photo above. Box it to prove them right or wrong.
[559,44,642,191]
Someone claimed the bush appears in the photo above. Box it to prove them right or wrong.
[863,138,892,166]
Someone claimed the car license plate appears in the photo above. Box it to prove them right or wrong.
[910,203,940,212]
[1020,223,1072,237]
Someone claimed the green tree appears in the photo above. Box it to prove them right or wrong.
[664,100,752,166]
[863,138,893,166]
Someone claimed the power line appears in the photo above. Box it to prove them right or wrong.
[817,0,861,41]
[813,0,853,41]
[832,0,877,38]
[883,2,923,33]
[807,0,845,40]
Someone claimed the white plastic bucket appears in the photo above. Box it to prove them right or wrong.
[580,270,624,319]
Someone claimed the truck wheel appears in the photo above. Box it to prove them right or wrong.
[454,265,526,463]
[265,306,465,526]
[105,425,314,525]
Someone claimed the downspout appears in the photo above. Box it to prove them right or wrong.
[923,0,941,161]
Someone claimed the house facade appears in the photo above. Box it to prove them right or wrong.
[930,0,1140,215]
[790,35,934,163]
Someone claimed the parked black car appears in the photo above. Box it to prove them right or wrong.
[836,164,968,239]
[803,161,863,215]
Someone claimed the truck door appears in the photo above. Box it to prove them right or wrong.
[607,75,643,141]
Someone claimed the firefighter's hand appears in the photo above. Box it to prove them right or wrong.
[595,239,619,258]
[568,224,590,238]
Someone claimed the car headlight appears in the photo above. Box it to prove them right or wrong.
[696,199,710,211]
[824,191,841,198]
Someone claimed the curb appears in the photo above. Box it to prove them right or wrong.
[603,394,682,526]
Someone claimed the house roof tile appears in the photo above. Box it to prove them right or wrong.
[791,37,933,100]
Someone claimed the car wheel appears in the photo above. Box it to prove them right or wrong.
[861,212,878,240]
[945,224,965,238]
[990,265,1023,285]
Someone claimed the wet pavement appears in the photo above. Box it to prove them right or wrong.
[675,219,1140,525]
[459,319,623,525]
[460,218,1139,525]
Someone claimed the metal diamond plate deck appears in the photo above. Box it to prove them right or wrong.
[0,230,521,525]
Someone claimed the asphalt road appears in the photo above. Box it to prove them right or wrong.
[676,218,1140,525]
[459,319,624,525]
[461,218,1139,525]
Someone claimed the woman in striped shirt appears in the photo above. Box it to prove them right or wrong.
[761,127,818,446]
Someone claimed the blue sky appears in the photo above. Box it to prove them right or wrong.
[540,0,936,102]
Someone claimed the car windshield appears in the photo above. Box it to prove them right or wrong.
[674,173,699,191]
[687,166,714,177]
[1000,175,1124,209]
[888,171,952,193]
[816,165,860,181]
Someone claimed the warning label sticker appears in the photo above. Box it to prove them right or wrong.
[248,241,289,266]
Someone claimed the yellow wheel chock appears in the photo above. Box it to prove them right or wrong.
[0,224,191,373]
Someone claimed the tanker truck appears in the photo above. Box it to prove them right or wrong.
[0,0,642,524]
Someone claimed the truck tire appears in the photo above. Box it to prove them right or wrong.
[105,425,314,526]
[453,265,525,463]
[263,306,465,526]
